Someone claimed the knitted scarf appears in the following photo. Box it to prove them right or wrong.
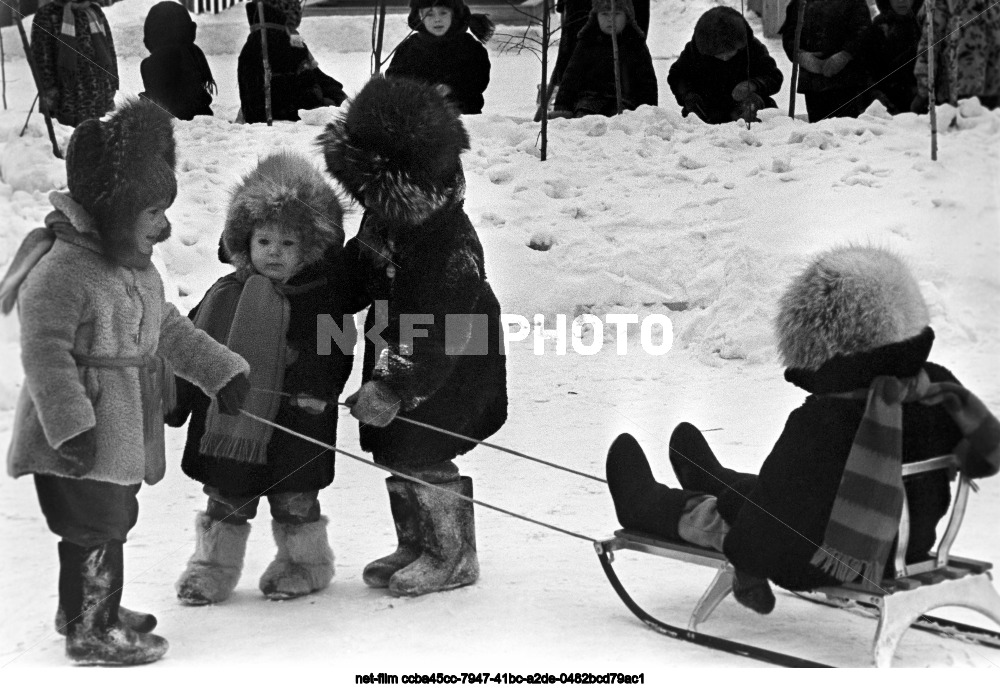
[58,1,114,90]
[812,370,1000,587]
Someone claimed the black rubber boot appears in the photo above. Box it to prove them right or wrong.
[732,569,776,615]
[388,477,479,597]
[668,423,754,497]
[606,433,703,541]
[363,477,422,588]
[60,540,169,666]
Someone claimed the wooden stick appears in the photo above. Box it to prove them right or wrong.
[372,0,388,75]
[540,0,550,160]
[788,0,807,119]
[14,8,60,158]
[927,2,937,161]
[20,93,37,137]
[610,0,622,115]
[1,23,7,109]
[255,0,272,126]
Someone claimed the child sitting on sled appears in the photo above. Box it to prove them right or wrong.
[606,245,1000,614]
[1,99,250,665]
[169,151,358,604]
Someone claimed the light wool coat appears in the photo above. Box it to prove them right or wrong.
[7,192,249,486]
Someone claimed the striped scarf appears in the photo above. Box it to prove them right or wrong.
[812,370,1000,587]
[58,1,114,89]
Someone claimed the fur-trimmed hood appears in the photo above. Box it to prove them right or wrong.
[318,76,470,227]
[775,246,930,371]
[223,151,345,274]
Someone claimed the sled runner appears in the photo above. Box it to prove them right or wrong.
[596,454,1000,667]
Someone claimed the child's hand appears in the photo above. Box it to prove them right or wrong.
[682,94,708,121]
[345,382,401,427]
[290,393,327,415]
[56,429,97,477]
[217,372,250,416]
[731,81,757,102]
[820,51,851,78]
[797,51,825,74]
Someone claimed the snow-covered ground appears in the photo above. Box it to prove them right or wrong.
[1,0,999,681]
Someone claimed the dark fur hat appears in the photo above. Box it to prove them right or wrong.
[223,151,345,273]
[775,246,930,371]
[65,98,177,267]
[318,76,470,227]
[407,0,494,42]
[694,6,748,57]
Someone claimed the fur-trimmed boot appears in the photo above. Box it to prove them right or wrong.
[175,512,250,605]
[363,477,422,588]
[60,540,169,666]
[388,477,479,597]
[259,517,335,600]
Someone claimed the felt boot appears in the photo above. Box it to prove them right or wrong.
[606,433,703,541]
[388,477,479,597]
[668,423,753,497]
[60,540,168,666]
[259,516,335,600]
[175,512,250,605]
[56,600,156,635]
[732,569,776,615]
[363,477,421,588]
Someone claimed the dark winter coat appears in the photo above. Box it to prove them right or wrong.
[237,3,346,124]
[170,260,356,496]
[31,1,119,127]
[719,329,959,592]
[859,0,923,113]
[554,22,658,113]
[781,0,872,94]
[140,2,215,120]
[668,20,783,123]
[551,0,651,87]
[386,32,491,115]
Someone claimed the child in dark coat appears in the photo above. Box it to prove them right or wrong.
[319,77,508,597]
[386,0,494,115]
[860,0,923,114]
[140,1,216,120]
[553,0,658,118]
[170,152,356,604]
[606,246,1000,615]
[668,7,783,124]
[781,0,873,122]
[237,1,347,124]
[0,100,249,664]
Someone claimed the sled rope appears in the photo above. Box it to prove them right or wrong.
[241,410,599,543]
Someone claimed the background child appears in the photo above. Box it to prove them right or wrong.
[668,6,783,124]
[0,99,249,664]
[913,0,1000,111]
[386,0,494,115]
[780,0,873,122]
[30,0,119,126]
[606,246,999,614]
[140,1,216,120]
[238,1,347,124]
[319,77,508,597]
[860,0,923,114]
[170,151,356,605]
[552,0,658,118]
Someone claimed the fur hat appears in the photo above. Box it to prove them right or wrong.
[65,98,177,267]
[223,151,345,274]
[592,0,636,22]
[407,0,494,42]
[318,76,470,227]
[694,6,748,57]
[775,246,930,371]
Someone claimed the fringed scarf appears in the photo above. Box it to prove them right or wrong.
[813,369,1000,587]
[58,1,114,90]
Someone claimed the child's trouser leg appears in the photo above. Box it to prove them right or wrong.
[175,488,253,605]
[259,491,334,600]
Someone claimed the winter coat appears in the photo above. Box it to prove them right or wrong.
[170,260,356,496]
[237,3,346,124]
[668,21,783,123]
[554,22,658,113]
[781,0,872,94]
[720,328,960,592]
[860,0,924,113]
[30,1,119,127]
[140,2,214,120]
[8,192,249,487]
[551,0,651,87]
[915,0,1000,103]
[386,32,491,115]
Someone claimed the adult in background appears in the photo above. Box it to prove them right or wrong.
[860,0,924,115]
[31,0,119,127]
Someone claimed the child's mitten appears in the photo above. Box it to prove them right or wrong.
[57,429,97,477]
[731,80,757,102]
[821,51,852,78]
[346,381,401,427]
[216,372,250,416]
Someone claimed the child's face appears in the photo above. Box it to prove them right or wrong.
[598,10,626,35]
[420,6,453,37]
[250,224,304,283]
[133,204,170,257]
[713,48,740,61]
[889,0,913,14]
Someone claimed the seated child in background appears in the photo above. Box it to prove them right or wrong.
[140,1,216,120]
[606,246,1000,615]
[238,1,347,124]
[169,151,358,605]
[668,6,783,124]
[386,0,494,115]
[860,0,923,115]
[552,0,658,118]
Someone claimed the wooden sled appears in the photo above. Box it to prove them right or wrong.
[596,454,1000,667]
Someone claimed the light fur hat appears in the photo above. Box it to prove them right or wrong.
[775,246,930,371]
